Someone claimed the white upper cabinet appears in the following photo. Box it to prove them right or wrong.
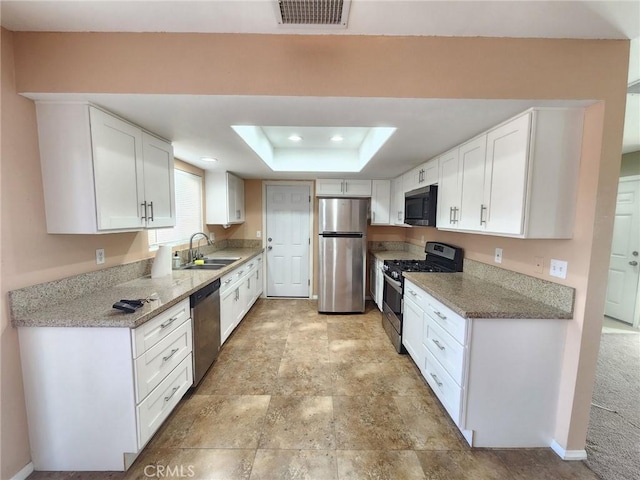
[316,179,372,197]
[35,102,175,234]
[370,180,391,225]
[436,149,462,230]
[391,176,405,225]
[436,108,584,239]
[205,171,245,225]
[403,158,439,194]
[457,136,488,231]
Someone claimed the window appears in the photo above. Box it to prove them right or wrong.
[148,169,203,248]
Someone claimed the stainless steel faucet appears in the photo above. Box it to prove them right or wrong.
[189,232,213,263]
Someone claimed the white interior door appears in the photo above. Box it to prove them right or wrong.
[266,185,311,297]
[605,177,640,325]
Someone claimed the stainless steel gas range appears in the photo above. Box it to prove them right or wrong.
[381,242,464,353]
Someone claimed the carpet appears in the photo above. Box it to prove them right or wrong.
[586,332,640,480]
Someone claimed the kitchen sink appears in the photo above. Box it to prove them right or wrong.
[202,257,240,266]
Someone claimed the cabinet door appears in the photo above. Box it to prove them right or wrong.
[403,169,419,193]
[343,179,372,197]
[402,296,424,367]
[235,282,248,328]
[392,176,405,225]
[375,259,384,311]
[457,136,488,231]
[484,113,531,235]
[254,255,264,300]
[371,180,391,225]
[423,158,439,186]
[226,173,237,224]
[233,174,245,223]
[90,107,145,231]
[316,179,345,196]
[220,288,236,345]
[142,133,175,229]
[436,149,462,230]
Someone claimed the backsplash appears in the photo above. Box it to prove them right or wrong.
[463,258,575,313]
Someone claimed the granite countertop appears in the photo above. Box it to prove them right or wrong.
[12,248,263,329]
[403,272,573,320]
[370,250,425,261]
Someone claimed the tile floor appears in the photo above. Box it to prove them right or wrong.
[29,299,599,480]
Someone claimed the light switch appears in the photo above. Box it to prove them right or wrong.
[96,249,105,265]
[550,259,568,279]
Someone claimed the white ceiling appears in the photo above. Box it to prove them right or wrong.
[5,1,640,177]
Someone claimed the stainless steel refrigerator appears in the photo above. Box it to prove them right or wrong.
[318,197,368,313]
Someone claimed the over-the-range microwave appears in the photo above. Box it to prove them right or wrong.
[404,185,438,226]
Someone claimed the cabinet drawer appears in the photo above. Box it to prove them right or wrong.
[220,266,248,294]
[132,299,190,357]
[423,294,467,345]
[134,319,193,403]
[404,280,428,310]
[423,348,462,426]
[137,354,193,448]
[424,316,465,386]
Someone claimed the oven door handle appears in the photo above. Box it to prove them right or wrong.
[382,272,402,292]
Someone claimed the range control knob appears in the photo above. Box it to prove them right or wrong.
[391,271,399,280]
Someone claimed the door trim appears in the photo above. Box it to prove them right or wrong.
[262,181,315,299]
[617,175,640,328]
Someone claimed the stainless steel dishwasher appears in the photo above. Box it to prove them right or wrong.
[190,279,221,386]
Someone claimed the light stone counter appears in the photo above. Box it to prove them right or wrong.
[11,248,263,328]
[403,272,573,320]
[370,250,425,261]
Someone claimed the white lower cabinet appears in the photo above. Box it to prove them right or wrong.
[220,254,263,345]
[18,299,193,471]
[403,279,567,448]
[368,255,384,311]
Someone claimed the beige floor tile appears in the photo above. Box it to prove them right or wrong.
[393,395,468,450]
[416,450,512,480]
[196,357,281,395]
[276,360,334,396]
[333,396,414,450]
[493,449,600,479]
[250,450,338,480]
[329,339,398,363]
[283,338,331,362]
[331,359,427,396]
[125,447,255,480]
[336,450,426,480]
[180,395,270,448]
[259,396,336,449]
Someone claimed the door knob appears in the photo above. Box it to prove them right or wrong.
[268,246,273,251]
[630,261,638,266]
[633,251,639,256]
[268,238,272,242]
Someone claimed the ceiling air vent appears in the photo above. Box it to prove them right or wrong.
[276,0,351,28]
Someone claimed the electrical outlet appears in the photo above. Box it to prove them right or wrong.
[256,230,261,238]
[534,256,544,274]
[421,235,425,243]
[550,259,568,279]
[96,248,105,265]
[209,232,215,242]
[494,248,503,264]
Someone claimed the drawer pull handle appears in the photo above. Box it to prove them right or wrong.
[432,339,445,350]
[237,270,244,275]
[249,263,254,268]
[160,316,178,329]
[224,279,233,285]
[430,307,447,321]
[430,373,443,387]
[162,348,179,362]
[164,386,179,403]
[408,290,417,296]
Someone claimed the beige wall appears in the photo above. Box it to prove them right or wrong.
[0,31,629,476]
[620,151,640,177]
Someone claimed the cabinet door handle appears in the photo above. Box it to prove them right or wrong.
[340,181,344,193]
[430,373,443,387]
[236,209,241,219]
[345,181,348,192]
[398,211,402,221]
[247,278,251,289]
[160,316,178,329]
[480,204,487,225]
[148,201,154,221]
[164,386,180,403]
[453,207,459,224]
[429,306,447,321]
[372,211,375,223]
[162,348,179,362]
[432,339,445,351]
[141,201,148,221]
[235,288,239,301]
[449,206,454,224]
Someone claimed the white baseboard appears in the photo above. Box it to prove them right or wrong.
[11,462,34,480]
[550,440,588,461]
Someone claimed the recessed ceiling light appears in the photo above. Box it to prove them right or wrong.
[201,157,218,162]
[288,134,303,142]
[331,135,344,142]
